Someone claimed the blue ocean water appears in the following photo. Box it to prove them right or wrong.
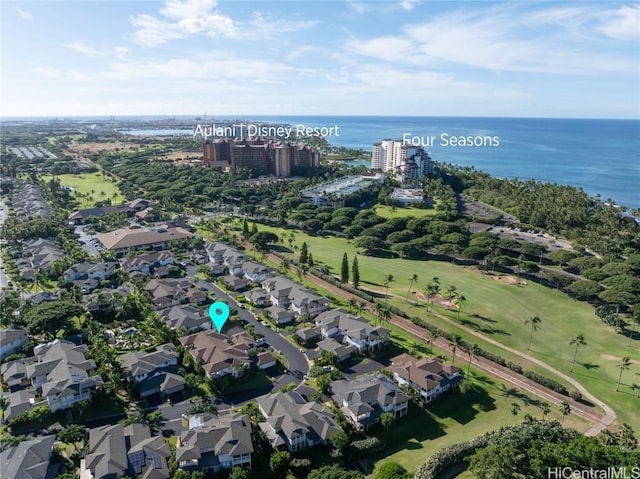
[62,115,639,209]
[236,116,638,210]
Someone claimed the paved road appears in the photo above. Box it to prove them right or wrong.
[0,199,9,289]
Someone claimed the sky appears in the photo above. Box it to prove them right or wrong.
[1,0,639,118]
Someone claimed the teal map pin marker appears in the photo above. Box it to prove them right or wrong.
[208,301,230,333]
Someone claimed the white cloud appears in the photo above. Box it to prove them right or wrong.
[15,7,33,20]
[597,5,640,41]
[130,0,315,47]
[392,6,639,74]
[346,36,431,65]
[66,40,104,56]
[399,0,420,12]
[113,46,129,59]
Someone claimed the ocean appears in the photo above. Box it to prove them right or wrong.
[121,116,639,209]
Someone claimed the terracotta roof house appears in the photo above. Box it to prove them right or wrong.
[95,226,194,256]
[330,374,409,431]
[176,413,253,473]
[390,353,461,403]
[0,435,57,479]
[257,392,341,452]
[179,331,254,378]
[81,423,170,479]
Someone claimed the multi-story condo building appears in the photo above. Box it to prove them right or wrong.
[371,139,432,180]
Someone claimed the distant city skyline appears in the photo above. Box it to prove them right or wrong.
[1,0,639,119]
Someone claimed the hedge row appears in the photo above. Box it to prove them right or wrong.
[414,419,569,479]
[349,436,386,460]
[409,317,568,396]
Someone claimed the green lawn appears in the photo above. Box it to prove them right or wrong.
[41,172,125,205]
[373,204,440,219]
[239,222,640,431]
[370,369,590,476]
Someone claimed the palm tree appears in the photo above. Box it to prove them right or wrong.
[406,274,418,301]
[615,356,632,392]
[357,300,366,315]
[569,334,587,373]
[511,402,521,416]
[347,298,357,313]
[451,335,463,366]
[373,303,386,325]
[445,284,457,299]
[524,316,542,350]
[383,274,394,297]
[628,312,639,347]
[466,343,479,374]
[424,284,436,312]
[560,401,571,423]
[539,402,551,419]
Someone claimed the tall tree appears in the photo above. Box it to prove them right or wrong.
[468,444,519,479]
[467,343,480,374]
[406,274,418,301]
[615,356,632,392]
[525,316,542,350]
[539,402,551,419]
[383,274,394,297]
[451,335,463,366]
[300,241,309,264]
[352,256,360,288]
[456,294,466,319]
[308,252,314,267]
[560,401,571,423]
[569,334,587,373]
[341,253,349,284]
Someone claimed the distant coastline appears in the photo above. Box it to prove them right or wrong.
[2,116,637,209]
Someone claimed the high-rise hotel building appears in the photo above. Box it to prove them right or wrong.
[371,139,433,181]
[203,139,320,177]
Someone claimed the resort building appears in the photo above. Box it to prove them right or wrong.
[371,139,433,180]
[390,353,462,403]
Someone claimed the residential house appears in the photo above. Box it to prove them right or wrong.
[119,251,174,275]
[261,276,329,318]
[1,389,36,422]
[314,309,390,353]
[390,353,462,403]
[256,351,277,370]
[118,343,179,383]
[0,328,27,361]
[176,413,253,473]
[145,278,193,309]
[205,242,246,276]
[222,275,251,292]
[22,339,103,412]
[81,423,170,479]
[266,306,296,326]
[330,374,409,431]
[0,435,57,479]
[0,359,30,388]
[295,326,321,347]
[257,392,341,452]
[316,339,357,362]
[241,260,275,282]
[138,371,186,399]
[179,331,254,378]
[63,262,117,281]
[160,305,211,332]
[246,289,270,307]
